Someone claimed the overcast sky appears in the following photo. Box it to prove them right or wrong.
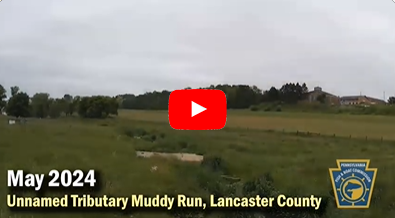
[1,0,395,99]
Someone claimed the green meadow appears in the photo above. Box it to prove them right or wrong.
[1,110,394,218]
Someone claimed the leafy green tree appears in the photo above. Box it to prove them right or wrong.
[118,94,135,109]
[63,94,72,102]
[107,97,119,115]
[77,97,89,118]
[277,82,309,103]
[0,84,6,111]
[73,96,81,113]
[31,93,50,118]
[73,95,81,102]
[6,91,30,117]
[262,86,280,102]
[10,86,19,97]
[78,96,118,118]
[48,98,63,118]
[63,94,75,116]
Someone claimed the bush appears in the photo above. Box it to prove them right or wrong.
[201,155,228,174]
[133,128,147,136]
[123,129,134,137]
[142,134,156,142]
[264,107,271,111]
[178,141,188,149]
[276,106,282,112]
[242,173,276,197]
[249,105,259,111]
[77,96,118,118]
[122,127,148,138]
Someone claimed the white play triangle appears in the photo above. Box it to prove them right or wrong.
[191,101,206,117]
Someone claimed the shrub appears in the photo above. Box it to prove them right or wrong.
[276,106,282,112]
[123,129,134,137]
[142,134,156,142]
[178,141,188,149]
[249,105,259,111]
[264,107,271,111]
[201,155,228,174]
[132,128,147,137]
[122,127,148,138]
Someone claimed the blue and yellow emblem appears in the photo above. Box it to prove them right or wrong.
[329,159,377,208]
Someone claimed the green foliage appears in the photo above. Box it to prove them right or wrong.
[338,105,395,115]
[48,99,63,118]
[276,105,282,112]
[250,105,259,111]
[142,134,156,142]
[118,83,308,110]
[31,93,51,118]
[10,86,19,97]
[73,95,81,112]
[201,155,228,174]
[5,91,30,117]
[1,81,394,122]
[0,84,6,110]
[1,112,394,218]
[78,96,118,118]
[252,101,395,116]
[122,127,148,138]
[119,91,170,110]
[0,84,121,119]
[63,94,75,116]
[242,173,277,197]
[263,86,280,102]
[265,82,308,104]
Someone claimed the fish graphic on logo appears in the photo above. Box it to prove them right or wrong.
[329,159,377,208]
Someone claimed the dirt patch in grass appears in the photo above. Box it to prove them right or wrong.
[136,151,203,162]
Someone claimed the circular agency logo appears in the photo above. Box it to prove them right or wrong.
[338,173,369,205]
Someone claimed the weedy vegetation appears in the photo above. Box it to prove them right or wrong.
[1,110,394,218]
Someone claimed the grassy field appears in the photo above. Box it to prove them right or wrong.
[1,110,394,218]
[120,110,395,140]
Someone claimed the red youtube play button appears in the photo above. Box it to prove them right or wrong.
[169,89,227,130]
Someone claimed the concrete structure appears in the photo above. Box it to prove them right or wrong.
[305,86,340,105]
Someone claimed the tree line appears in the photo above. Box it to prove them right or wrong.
[118,83,310,110]
[1,83,394,118]
[0,85,118,119]
[118,83,395,110]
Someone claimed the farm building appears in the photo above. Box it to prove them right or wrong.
[340,95,386,105]
[305,86,340,105]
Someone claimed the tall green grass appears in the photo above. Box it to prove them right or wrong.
[1,115,394,218]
